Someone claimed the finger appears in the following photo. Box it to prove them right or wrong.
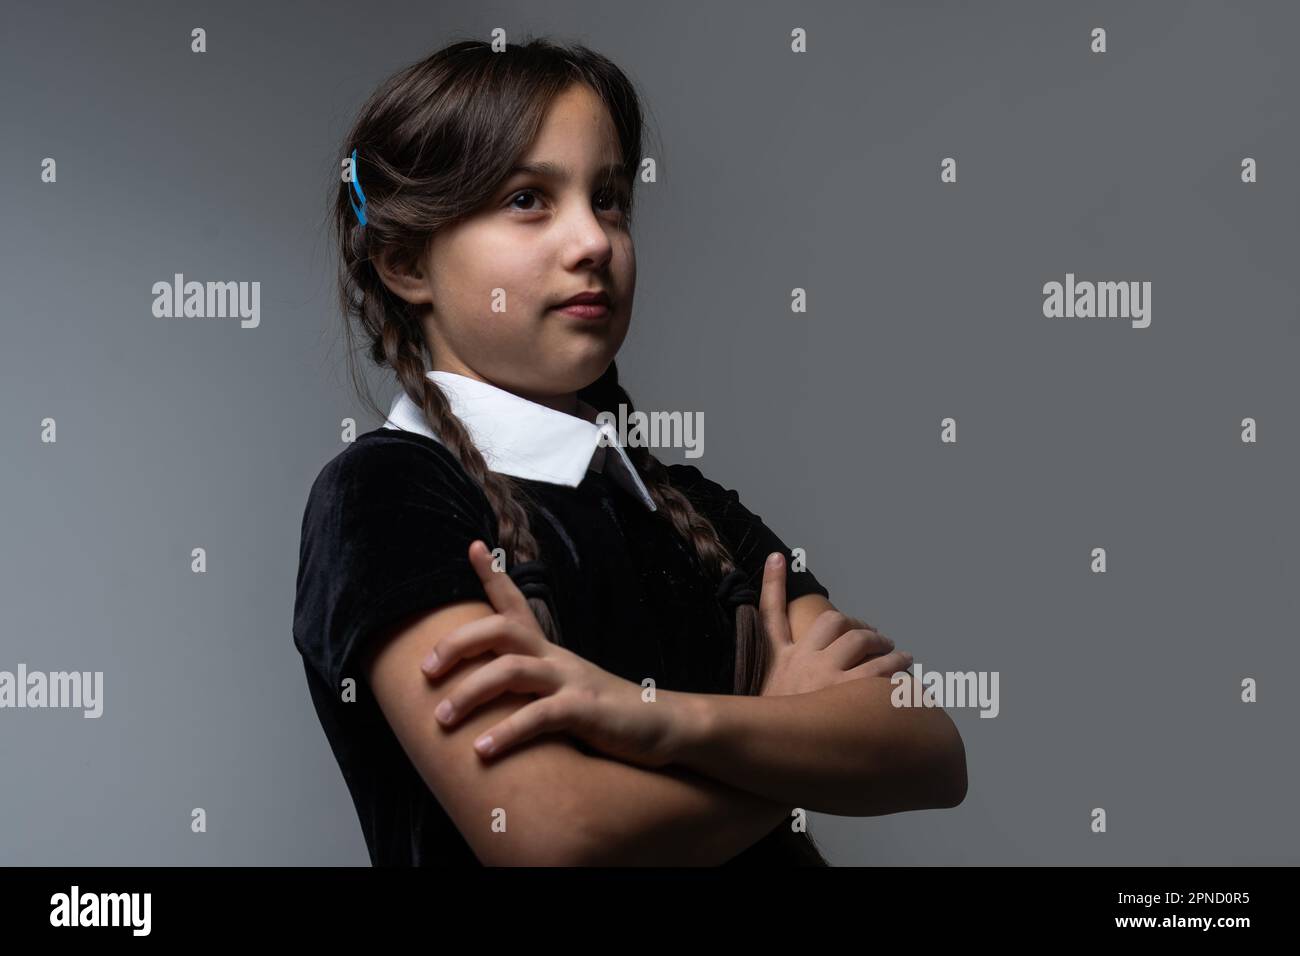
[421,613,535,678]
[757,552,792,647]
[846,649,913,681]
[472,695,572,759]
[468,539,531,619]
[800,609,859,651]
[846,616,884,640]
[434,654,559,728]
[824,628,896,669]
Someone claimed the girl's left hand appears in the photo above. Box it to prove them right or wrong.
[421,540,681,768]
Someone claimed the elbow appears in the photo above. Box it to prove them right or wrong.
[543,826,607,866]
[525,838,596,867]
[936,750,967,809]
[470,810,596,867]
[929,717,968,809]
[884,711,967,814]
[465,769,628,866]
[475,831,593,867]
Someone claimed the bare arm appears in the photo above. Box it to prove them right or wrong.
[656,584,966,817]
[661,676,967,816]
[365,600,799,866]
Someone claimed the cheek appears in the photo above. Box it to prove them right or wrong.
[614,238,635,286]
[439,230,542,307]
[473,235,547,299]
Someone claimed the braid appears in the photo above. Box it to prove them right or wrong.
[582,365,772,697]
[330,36,828,862]
[586,367,832,864]
[367,288,563,646]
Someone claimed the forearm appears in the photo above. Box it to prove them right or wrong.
[662,675,968,816]
[563,749,794,866]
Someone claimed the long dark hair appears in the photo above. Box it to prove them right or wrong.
[328,36,828,865]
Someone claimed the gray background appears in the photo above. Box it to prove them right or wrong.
[2,0,1296,865]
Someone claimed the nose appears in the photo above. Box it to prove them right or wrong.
[560,203,615,271]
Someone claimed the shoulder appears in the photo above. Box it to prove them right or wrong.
[661,461,757,552]
[309,426,472,494]
[664,461,729,501]
[301,427,490,529]
[663,461,745,520]
[661,460,831,603]
[293,428,498,689]
[294,427,499,602]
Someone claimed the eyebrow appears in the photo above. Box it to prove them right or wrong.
[507,161,631,185]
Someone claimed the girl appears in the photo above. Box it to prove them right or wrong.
[293,37,966,867]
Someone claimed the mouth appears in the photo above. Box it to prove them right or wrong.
[549,290,613,320]
[550,302,610,320]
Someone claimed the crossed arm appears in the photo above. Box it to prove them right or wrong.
[364,592,967,866]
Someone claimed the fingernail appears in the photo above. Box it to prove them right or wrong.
[767,552,783,569]
[435,699,454,722]
[474,734,495,755]
[422,650,439,672]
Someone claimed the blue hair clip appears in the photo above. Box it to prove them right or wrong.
[349,147,368,226]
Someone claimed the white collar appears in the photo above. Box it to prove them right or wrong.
[382,370,657,512]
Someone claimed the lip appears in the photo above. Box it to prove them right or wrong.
[553,290,612,308]
[552,302,610,320]
[550,289,612,320]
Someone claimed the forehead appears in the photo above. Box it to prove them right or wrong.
[522,84,622,167]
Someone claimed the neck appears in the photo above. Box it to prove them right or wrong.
[430,363,588,421]
[513,385,580,417]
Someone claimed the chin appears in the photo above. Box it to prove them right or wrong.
[561,357,614,392]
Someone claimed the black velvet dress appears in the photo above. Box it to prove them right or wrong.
[292,427,833,865]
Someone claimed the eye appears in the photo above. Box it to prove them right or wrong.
[504,186,630,218]
[507,188,544,212]
[595,188,631,215]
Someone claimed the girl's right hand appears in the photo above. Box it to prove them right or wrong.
[421,541,686,769]
[756,553,913,697]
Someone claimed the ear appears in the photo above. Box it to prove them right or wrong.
[374,244,434,306]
